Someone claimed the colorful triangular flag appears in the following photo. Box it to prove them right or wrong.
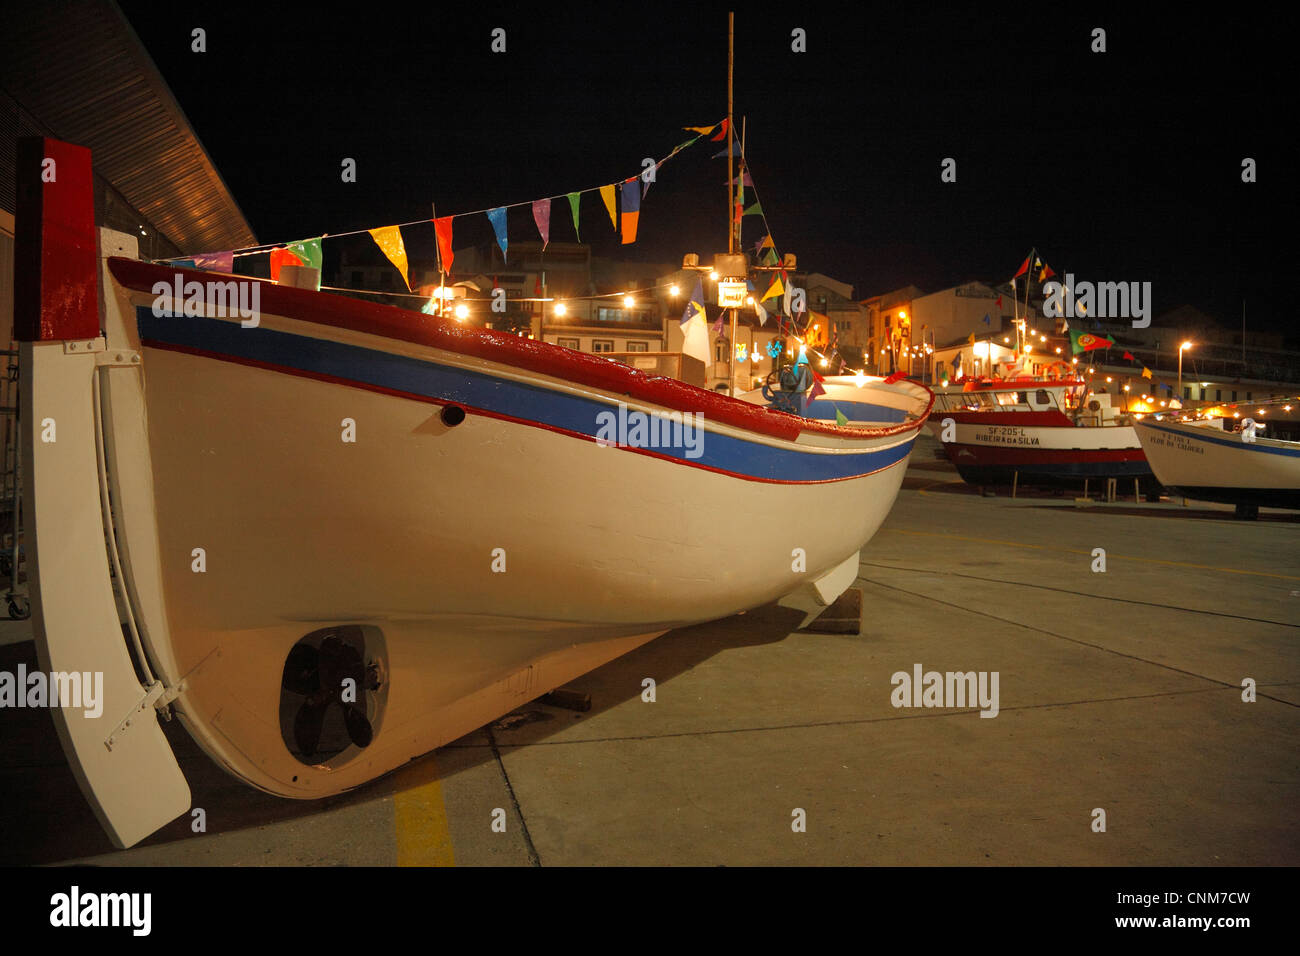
[269,247,298,282]
[532,199,551,250]
[434,216,454,272]
[761,276,785,302]
[599,184,617,231]
[566,192,581,241]
[367,225,411,290]
[485,207,508,263]
[620,179,640,245]
[286,237,322,271]
[681,277,706,327]
[193,250,234,273]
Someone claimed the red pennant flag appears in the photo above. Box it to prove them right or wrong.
[1012,255,1030,279]
[1123,351,1135,361]
[711,117,730,141]
[269,247,300,281]
[995,295,1002,306]
[534,274,542,296]
[433,217,455,273]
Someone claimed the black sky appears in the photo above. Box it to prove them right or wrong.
[119,1,1289,331]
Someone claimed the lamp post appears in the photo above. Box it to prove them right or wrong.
[1178,340,1192,399]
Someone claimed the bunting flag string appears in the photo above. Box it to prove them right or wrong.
[154,121,721,268]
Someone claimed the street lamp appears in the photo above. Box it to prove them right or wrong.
[1178,341,1192,397]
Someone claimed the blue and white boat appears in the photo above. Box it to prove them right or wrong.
[1134,416,1300,517]
[16,136,934,847]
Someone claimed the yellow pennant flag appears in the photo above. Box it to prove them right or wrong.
[967,332,976,344]
[368,225,411,290]
[683,123,716,135]
[599,185,618,231]
[1141,366,1153,379]
[761,276,785,302]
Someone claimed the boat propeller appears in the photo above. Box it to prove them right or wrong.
[282,634,381,759]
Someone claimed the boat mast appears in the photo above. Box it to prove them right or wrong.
[727,10,737,397]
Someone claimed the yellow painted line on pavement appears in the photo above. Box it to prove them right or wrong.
[881,527,1300,582]
[394,762,455,866]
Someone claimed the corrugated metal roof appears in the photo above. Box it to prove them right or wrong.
[1,0,256,252]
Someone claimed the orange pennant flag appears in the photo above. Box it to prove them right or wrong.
[368,225,411,290]
[599,184,618,231]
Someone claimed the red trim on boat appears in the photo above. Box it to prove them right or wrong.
[109,258,932,443]
[943,410,1076,427]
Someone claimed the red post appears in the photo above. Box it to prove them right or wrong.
[14,137,100,342]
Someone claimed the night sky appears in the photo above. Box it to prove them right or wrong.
[120,2,1288,331]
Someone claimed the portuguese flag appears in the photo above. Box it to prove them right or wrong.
[1070,330,1116,355]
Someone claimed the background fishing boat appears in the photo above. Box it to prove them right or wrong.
[927,377,1156,493]
[1134,416,1300,518]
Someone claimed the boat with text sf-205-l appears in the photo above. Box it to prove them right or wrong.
[928,377,1158,492]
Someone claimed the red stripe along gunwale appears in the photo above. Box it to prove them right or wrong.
[108,257,933,444]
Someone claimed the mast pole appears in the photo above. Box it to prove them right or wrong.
[727,10,737,396]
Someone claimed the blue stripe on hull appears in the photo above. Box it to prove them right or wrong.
[137,309,914,483]
[804,399,906,423]
[1140,422,1300,459]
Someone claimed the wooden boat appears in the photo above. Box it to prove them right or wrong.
[1134,416,1300,517]
[14,137,934,847]
[927,377,1154,489]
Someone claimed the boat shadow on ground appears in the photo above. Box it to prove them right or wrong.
[0,603,805,864]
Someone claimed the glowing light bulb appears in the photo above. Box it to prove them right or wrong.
[554,302,567,317]
[623,295,634,308]
[453,303,469,321]
[670,285,680,297]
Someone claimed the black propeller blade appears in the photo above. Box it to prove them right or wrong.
[286,634,376,758]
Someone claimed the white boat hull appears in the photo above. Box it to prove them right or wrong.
[1134,418,1300,509]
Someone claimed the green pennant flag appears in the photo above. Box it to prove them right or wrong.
[743,201,763,216]
[762,247,779,266]
[567,192,581,241]
[835,407,848,426]
[286,237,323,271]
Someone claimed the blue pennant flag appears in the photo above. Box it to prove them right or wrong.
[982,313,991,325]
[486,206,508,262]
